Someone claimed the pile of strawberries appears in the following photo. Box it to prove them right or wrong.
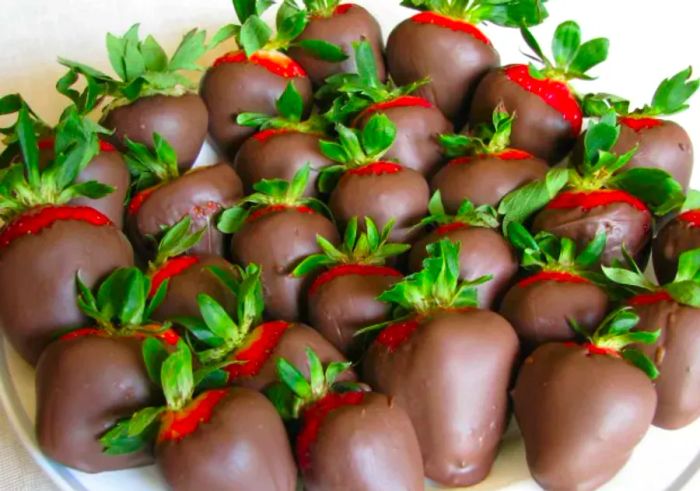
[1,1,699,490]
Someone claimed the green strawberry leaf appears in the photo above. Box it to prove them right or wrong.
[552,21,581,69]
[142,337,170,386]
[174,315,225,348]
[276,0,308,42]
[276,82,304,122]
[622,348,660,380]
[100,406,162,455]
[574,231,606,268]
[161,340,195,411]
[665,281,700,308]
[232,0,273,23]
[240,16,273,57]
[499,168,569,229]
[141,35,168,71]
[481,0,549,28]
[16,105,40,189]
[217,206,250,234]
[361,113,396,158]
[319,141,350,163]
[153,216,205,266]
[673,248,700,283]
[583,114,620,164]
[209,24,241,50]
[145,279,169,320]
[276,356,313,399]
[601,264,656,292]
[307,348,325,398]
[681,190,700,212]
[353,39,380,89]
[197,293,239,345]
[296,39,348,62]
[609,168,684,216]
[647,67,699,116]
[568,38,609,76]
[168,29,208,71]
[582,93,631,118]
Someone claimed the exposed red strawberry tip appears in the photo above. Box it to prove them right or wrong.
[411,12,491,45]
[347,161,403,176]
[37,137,117,153]
[99,140,118,152]
[619,116,663,132]
[296,391,365,472]
[158,389,229,443]
[59,327,105,341]
[253,128,294,143]
[376,318,421,352]
[334,3,353,15]
[628,291,673,306]
[149,256,200,297]
[127,186,158,215]
[504,64,582,136]
[247,204,316,222]
[356,96,433,123]
[309,264,402,295]
[564,341,620,357]
[518,270,588,288]
[678,209,700,227]
[225,321,291,380]
[448,149,534,166]
[435,222,468,235]
[0,206,112,249]
[546,190,649,213]
[213,50,307,79]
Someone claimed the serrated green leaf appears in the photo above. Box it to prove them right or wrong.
[218,206,249,234]
[361,113,396,158]
[499,168,569,229]
[601,265,655,291]
[276,82,303,122]
[169,29,208,72]
[198,293,238,343]
[142,337,169,386]
[141,35,168,71]
[296,39,348,62]
[649,67,700,116]
[666,281,700,308]
[240,16,272,57]
[552,21,581,69]
[610,168,684,216]
[575,231,606,268]
[276,357,312,399]
[209,24,240,50]
[622,348,659,380]
[161,341,194,411]
[569,38,609,76]
[352,40,380,88]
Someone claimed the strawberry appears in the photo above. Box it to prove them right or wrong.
[318,113,430,242]
[500,115,685,265]
[235,83,332,196]
[581,67,699,189]
[499,222,610,351]
[292,217,408,357]
[0,104,133,364]
[410,192,517,308]
[287,1,385,87]
[124,133,242,258]
[431,107,548,208]
[175,262,352,391]
[319,39,453,177]
[512,307,659,490]
[388,0,548,124]
[470,21,609,162]
[145,216,238,321]
[363,240,519,486]
[218,165,340,320]
[201,0,347,157]
[267,348,424,491]
[653,191,700,283]
[101,340,297,490]
[35,267,179,472]
[603,248,700,429]
[58,25,216,170]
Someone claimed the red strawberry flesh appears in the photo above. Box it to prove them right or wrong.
[247,204,316,222]
[127,187,158,215]
[158,389,229,443]
[149,256,200,297]
[59,325,180,346]
[213,50,307,79]
[356,95,433,123]
[546,190,649,213]
[375,318,421,352]
[411,12,491,45]
[449,149,534,166]
[564,341,620,358]
[678,210,700,227]
[619,116,663,132]
[309,264,402,295]
[253,128,294,143]
[225,321,291,380]
[38,137,117,153]
[518,270,588,288]
[435,222,468,235]
[347,161,403,176]
[628,291,673,306]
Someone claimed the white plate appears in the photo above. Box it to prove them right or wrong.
[1,0,700,489]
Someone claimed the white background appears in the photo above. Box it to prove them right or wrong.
[0,0,699,490]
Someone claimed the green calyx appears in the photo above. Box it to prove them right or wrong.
[217,164,328,234]
[265,347,357,420]
[150,216,205,269]
[439,108,515,158]
[0,102,113,224]
[174,263,265,365]
[681,190,700,212]
[583,67,699,118]
[570,307,660,380]
[292,216,409,276]
[59,25,223,114]
[300,0,340,17]
[317,113,398,193]
[521,20,609,82]
[400,0,548,27]
[124,132,180,191]
[417,191,499,230]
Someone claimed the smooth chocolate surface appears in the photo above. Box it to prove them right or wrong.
[653,216,700,284]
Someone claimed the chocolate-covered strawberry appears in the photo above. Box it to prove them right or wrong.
[201,0,346,157]
[235,83,331,195]
[145,217,238,321]
[410,192,517,308]
[267,349,424,491]
[319,114,429,241]
[320,40,452,176]
[101,340,297,490]
[387,0,547,124]
[125,134,242,258]
[580,67,698,189]
[363,240,519,486]
[500,115,685,265]
[513,307,659,491]
[0,105,133,364]
[471,21,609,162]
[287,1,384,87]
[603,249,700,429]
[499,223,609,351]
[292,217,409,358]
[175,263,352,391]
[36,267,179,472]
[219,165,339,320]
[431,108,548,209]
[653,191,700,283]
[58,25,216,170]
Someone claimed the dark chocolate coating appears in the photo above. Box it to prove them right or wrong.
[653,216,700,284]
[0,220,134,364]
[303,392,424,491]
[234,131,330,196]
[308,273,398,358]
[128,164,243,259]
[231,209,339,321]
[513,343,656,491]
[200,60,313,159]
[430,155,549,210]
[499,279,609,351]
[329,168,429,242]
[633,300,700,429]
[288,4,385,87]
[157,388,296,491]
[152,255,238,322]
[363,310,519,487]
[35,336,158,472]
[103,94,208,170]
[235,323,353,391]
[410,227,518,309]
[470,68,576,163]
[387,18,499,124]
[532,202,652,266]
